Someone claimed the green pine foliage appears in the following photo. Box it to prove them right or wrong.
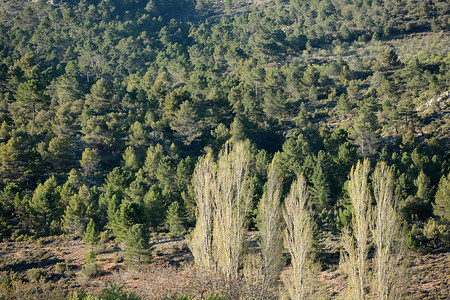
[125,224,152,265]
[166,201,186,236]
[29,176,62,234]
[433,173,450,222]
[0,1,447,296]
[84,219,100,251]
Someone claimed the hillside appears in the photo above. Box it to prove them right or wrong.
[0,0,449,299]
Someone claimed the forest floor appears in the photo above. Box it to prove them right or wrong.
[0,234,448,299]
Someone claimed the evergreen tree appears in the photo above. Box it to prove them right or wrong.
[84,219,100,251]
[80,148,101,177]
[414,170,432,201]
[111,201,147,241]
[63,185,99,236]
[123,146,141,172]
[143,186,165,230]
[350,101,380,157]
[125,224,152,265]
[433,173,449,222]
[166,201,185,236]
[336,93,351,117]
[310,163,331,214]
[29,176,62,234]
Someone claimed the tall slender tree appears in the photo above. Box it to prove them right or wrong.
[258,152,284,289]
[282,173,316,300]
[212,140,253,280]
[190,151,215,271]
[371,162,406,299]
[340,159,371,300]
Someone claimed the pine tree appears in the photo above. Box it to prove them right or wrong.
[29,176,62,234]
[166,201,185,236]
[350,101,380,157]
[230,116,246,142]
[80,148,101,177]
[123,146,141,172]
[142,144,164,184]
[111,201,147,241]
[414,170,432,201]
[336,93,351,117]
[125,224,152,265]
[310,163,331,213]
[143,186,165,230]
[433,173,449,222]
[84,219,100,252]
[63,185,99,236]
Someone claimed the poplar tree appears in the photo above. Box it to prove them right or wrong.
[340,159,371,300]
[212,141,253,280]
[282,173,316,300]
[190,151,215,270]
[371,162,406,299]
[258,153,284,288]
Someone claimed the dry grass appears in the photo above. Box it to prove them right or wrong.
[0,234,448,299]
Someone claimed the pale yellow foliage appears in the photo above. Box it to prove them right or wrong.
[212,140,254,280]
[341,159,371,300]
[372,162,406,300]
[190,151,215,271]
[259,153,285,289]
[282,173,316,300]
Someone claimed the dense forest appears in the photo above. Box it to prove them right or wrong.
[0,0,449,299]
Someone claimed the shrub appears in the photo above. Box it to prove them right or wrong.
[205,293,227,300]
[86,251,96,263]
[54,262,68,274]
[114,253,124,263]
[68,291,99,300]
[26,268,45,283]
[80,263,101,280]
[101,283,140,300]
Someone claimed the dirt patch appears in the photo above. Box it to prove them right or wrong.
[0,235,448,299]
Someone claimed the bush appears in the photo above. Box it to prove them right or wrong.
[69,284,140,300]
[424,219,450,246]
[101,283,140,300]
[114,253,124,263]
[163,296,190,300]
[54,262,68,274]
[26,268,45,283]
[80,262,101,279]
[86,251,96,263]
[205,292,227,300]
[68,291,99,300]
